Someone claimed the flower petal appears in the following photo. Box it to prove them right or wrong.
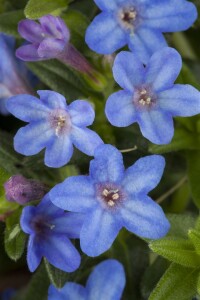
[94,0,117,11]
[80,208,122,256]
[105,90,136,127]
[128,27,167,65]
[16,44,41,61]
[113,51,145,91]
[122,155,165,194]
[50,175,96,212]
[142,0,197,32]
[85,12,126,54]
[14,121,53,156]
[68,100,95,127]
[6,94,49,122]
[48,283,86,300]
[44,135,73,168]
[43,234,81,272]
[138,109,174,144]
[40,15,70,42]
[86,259,125,300]
[27,235,43,272]
[89,144,125,183]
[20,206,37,234]
[38,38,65,59]
[18,20,43,43]
[53,212,85,238]
[121,195,170,239]
[37,90,67,110]
[159,84,200,116]
[145,47,182,92]
[71,127,103,156]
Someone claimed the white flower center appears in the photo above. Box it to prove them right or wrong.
[49,109,71,136]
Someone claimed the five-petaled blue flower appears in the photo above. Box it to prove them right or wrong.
[0,33,33,115]
[48,259,125,300]
[50,144,170,257]
[6,90,103,167]
[20,193,84,272]
[105,47,200,145]
[85,0,197,64]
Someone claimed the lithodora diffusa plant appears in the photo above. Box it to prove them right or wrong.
[1,0,200,300]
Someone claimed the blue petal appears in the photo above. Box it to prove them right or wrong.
[105,90,136,127]
[89,144,125,183]
[27,235,43,272]
[37,90,67,110]
[48,283,86,300]
[18,20,43,43]
[142,0,197,32]
[38,38,65,58]
[44,135,73,168]
[53,212,85,238]
[0,98,9,115]
[85,12,126,54]
[20,206,37,234]
[145,47,182,92]
[122,155,165,194]
[137,109,174,144]
[120,195,170,239]
[6,94,49,122]
[43,234,81,272]
[113,51,145,91]
[14,121,54,156]
[50,175,96,212]
[71,127,103,156]
[86,259,125,300]
[158,84,200,116]
[128,27,167,65]
[94,0,117,11]
[16,44,42,61]
[80,208,122,256]
[68,100,95,127]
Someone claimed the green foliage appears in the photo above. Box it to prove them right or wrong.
[4,208,26,261]
[0,9,24,37]
[187,150,200,208]
[24,0,68,19]
[149,263,199,300]
[149,238,200,268]
[44,259,69,288]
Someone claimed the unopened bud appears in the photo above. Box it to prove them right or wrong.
[4,175,48,205]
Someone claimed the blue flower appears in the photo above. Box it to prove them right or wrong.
[0,33,33,115]
[85,0,197,64]
[6,90,103,167]
[50,144,170,257]
[20,194,84,272]
[105,48,200,144]
[48,259,125,300]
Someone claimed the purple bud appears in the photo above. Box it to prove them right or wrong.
[4,175,48,205]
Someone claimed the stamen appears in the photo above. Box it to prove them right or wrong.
[140,89,147,95]
[112,193,119,200]
[108,200,115,207]
[55,116,66,136]
[102,189,109,197]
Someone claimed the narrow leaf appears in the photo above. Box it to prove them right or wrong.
[187,150,200,208]
[0,10,24,37]
[188,229,200,255]
[44,258,69,288]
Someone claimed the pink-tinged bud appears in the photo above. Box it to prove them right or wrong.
[4,175,48,205]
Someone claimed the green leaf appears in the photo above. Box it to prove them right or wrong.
[44,259,69,288]
[149,238,200,268]
[187,150,200,208]
[0,9,24,37]
[149,127,200,154]
[188,229,200,255]
[166,214,196,239]
[4,209,26,261]
[27,60,88,99]
[149,263,199,300]
[24,0,68,19]
[0,167,10,196]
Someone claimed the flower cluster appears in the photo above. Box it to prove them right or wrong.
[2,0,200,298]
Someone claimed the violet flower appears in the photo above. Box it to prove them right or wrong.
[48,259,125,300]
[0,33,33,115]
[85,0,197,64]
[50,144,170,257]
[20,194,84,272]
